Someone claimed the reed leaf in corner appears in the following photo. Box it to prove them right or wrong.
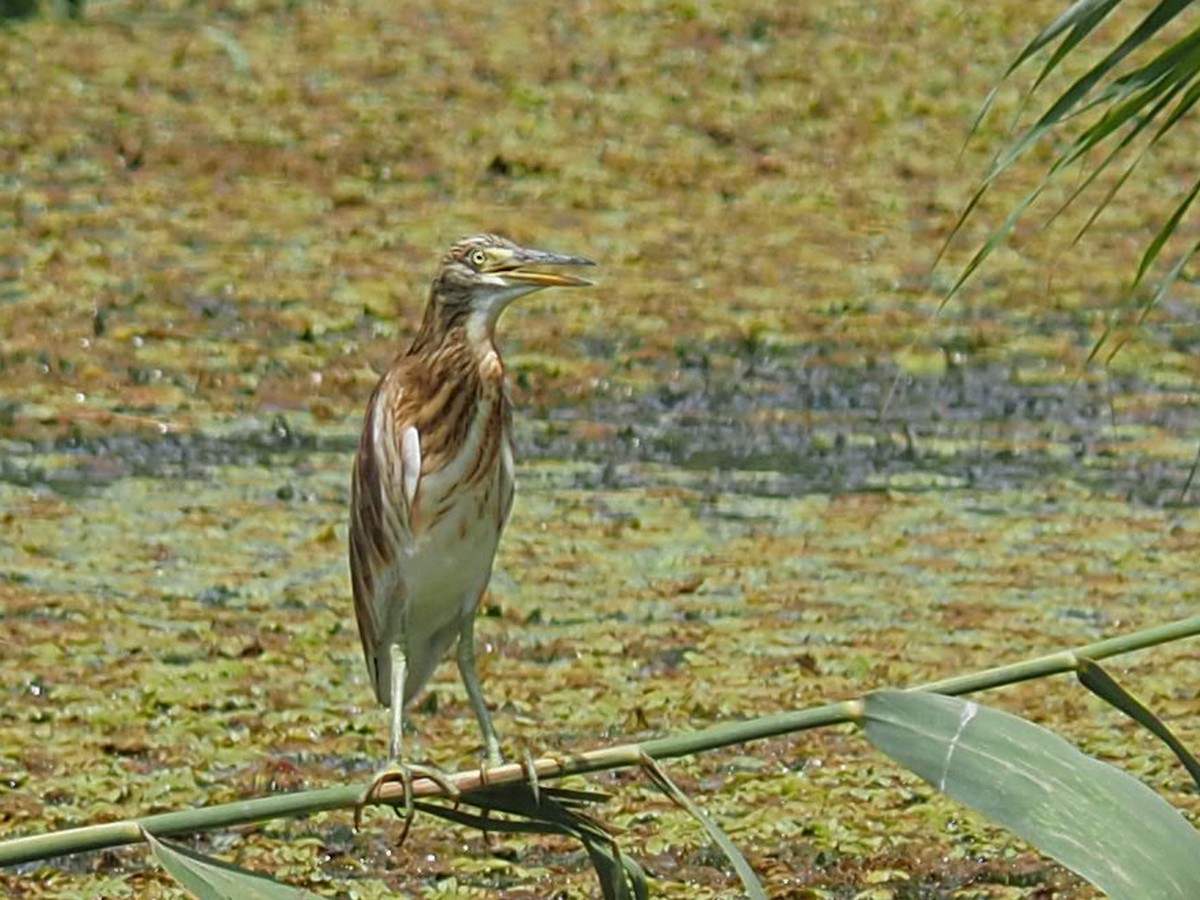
[861,690,1200,898]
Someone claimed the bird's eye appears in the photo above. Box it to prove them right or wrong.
[469,250,487,268]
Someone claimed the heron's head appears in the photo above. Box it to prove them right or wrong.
[426,234,595,343]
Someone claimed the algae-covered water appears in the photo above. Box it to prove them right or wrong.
[2,1,1199,896]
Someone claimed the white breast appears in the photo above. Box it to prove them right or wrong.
[386,390,513,701]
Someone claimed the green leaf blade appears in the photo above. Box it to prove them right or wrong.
[1011,0,1123,79]
[863,690,1200,898]
[1076,659,1200,790]
[143,830,323,900]
[640,756,766,900]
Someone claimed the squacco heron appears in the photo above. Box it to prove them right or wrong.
[349,233,594,808]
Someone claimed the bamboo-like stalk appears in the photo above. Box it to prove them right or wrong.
[3,613,1198,868]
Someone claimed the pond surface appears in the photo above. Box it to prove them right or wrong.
[2,0,1199,896]
[4,346,1198,896]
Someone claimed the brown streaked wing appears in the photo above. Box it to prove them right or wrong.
[498,400,515,529]
[349,369,418,703]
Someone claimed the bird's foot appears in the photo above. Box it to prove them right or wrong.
[476,742,506,785]
[354,761,461,832]
[475,748,542,805]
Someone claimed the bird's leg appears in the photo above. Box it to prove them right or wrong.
[387,642,406,761]
[355,643,459,830]
[456,615,503,768]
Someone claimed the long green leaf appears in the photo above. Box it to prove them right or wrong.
[1063,89,1178,243]
[1155,70,1200,133]
[946,2,1200,312]
[640,755,766,900]
[576,829,649,900]
[1035,74,1178,231]
[1098,239,1200,365]
[1075,658,1200,789]
[942,181,1049,302]
[966,0,1121,149]
[1182,439,1200,502]
[988,0,1192,181]
[1065,67,1181,162]
[1028,0,1123,91]
[1011,0,1123,78]
[1009,24,1200,191]
[1104,236,1200,364]
[414,783,647,900]
[862,691,1200,898]
[1108,23,1200,94]
[1131,174,1200,290]
[1049,49,1197,236]
[143,830,322,900]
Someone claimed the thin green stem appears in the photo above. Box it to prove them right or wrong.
[3,614,1198,869]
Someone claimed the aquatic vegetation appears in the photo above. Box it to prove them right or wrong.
[2,0,1198,894]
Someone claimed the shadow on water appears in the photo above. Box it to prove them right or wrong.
[1,355,1196,506]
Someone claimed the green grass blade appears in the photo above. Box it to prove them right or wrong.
[1022,17,1200,244]
[1049,67,1190,235]
[1108,23,1200,95]
[143,829,322,900]
[576,829,648,900]
[1154,70,1200,133]
[415,782,646,900]
[988,0,1191,181]
[943,183,1048,303]
[964,0,1118,151]
[1037,79,1175,235]
[1133,235,1200,329]
[1068,128,1159,244]
[1026,0,1125,101]
[640,755,766,900]
[1085,319,1116,367]
[862,690,1200,898]
[1130,177,1200,291]
[1181,440,1200,502]
[1010,0,1122,78]
[1069,71,1180,160]
[933,179,988,270]
[999,45,1174,188]
[1076,659,1200,789]
[1103,236,1200,364]
[946,21,1200,304]
[412,801,569,836]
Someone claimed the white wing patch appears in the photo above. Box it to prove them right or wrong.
[400,425,421,509]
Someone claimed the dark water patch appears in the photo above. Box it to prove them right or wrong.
[1,362,1195,505]
[532,357,1198,505]
[0,415,357,494]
